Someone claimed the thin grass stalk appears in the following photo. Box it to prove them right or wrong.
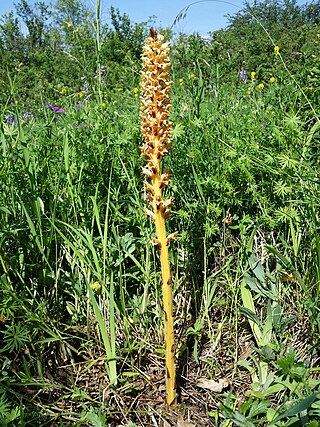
[94,0,102,104]
[88,282,117,386]
[140,28,177,407]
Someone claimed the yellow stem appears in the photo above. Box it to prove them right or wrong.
[152,138,176,408]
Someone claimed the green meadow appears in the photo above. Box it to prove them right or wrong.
[0,0,320,425]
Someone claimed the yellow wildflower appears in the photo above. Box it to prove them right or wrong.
[90,281,101,292]
[258,83,264,90]
[133,87,139,97]
[251,71,256,81]
[190,73,196,79]
[79,92,84,98]
[117,88,123,92]
[274,45,280,55]
[179,78,184,86]
[269,77,275,83]
[247,87,252,95]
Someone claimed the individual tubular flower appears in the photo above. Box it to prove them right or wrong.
[140,27,177,408]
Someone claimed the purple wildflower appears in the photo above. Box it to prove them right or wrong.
[240,67,248,84]
[83,82,88,92]
[7,114,14,125]
[23,111,29,120]
[99,65,105,75]
[47,103,65,113]
[75,123,88,129]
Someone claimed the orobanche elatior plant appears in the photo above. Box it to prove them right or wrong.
[140,28,178,408]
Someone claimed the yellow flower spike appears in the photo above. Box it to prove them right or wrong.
[140,27,177,408]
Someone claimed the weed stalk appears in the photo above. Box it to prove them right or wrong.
[140,28,177,407]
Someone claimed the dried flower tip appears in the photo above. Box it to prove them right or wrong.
[164,208,171,219]
[166,232,178,245]
[152,237,160,246]
[142,167,154,179]
[145,208,156,222]
[159,172,171,188]
[143,181,155,196]
[150,27,157,40]
[162,197,174,210]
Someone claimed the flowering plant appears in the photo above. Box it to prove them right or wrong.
[47,103,65,113]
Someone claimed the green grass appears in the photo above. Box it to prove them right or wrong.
[1,17,320,426]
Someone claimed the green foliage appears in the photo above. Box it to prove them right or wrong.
[103,6,147,64]
[0,0,319,424]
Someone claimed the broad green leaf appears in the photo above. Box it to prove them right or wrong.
[270,394,320,425]
[240,280,263,344]
[248,253,265,283]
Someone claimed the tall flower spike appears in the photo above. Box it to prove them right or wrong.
[140,28,177,408]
